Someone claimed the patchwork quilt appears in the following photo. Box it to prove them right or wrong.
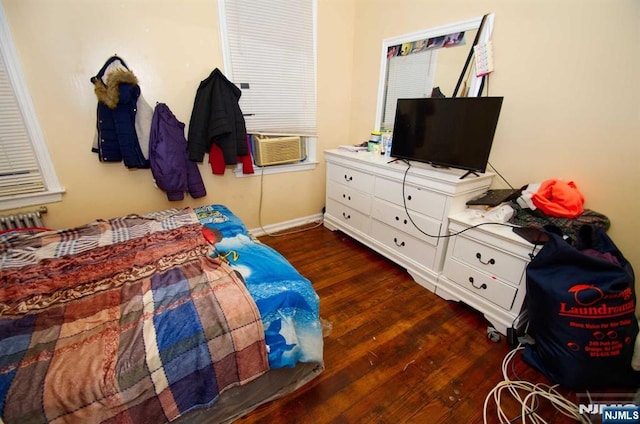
[0,208,269,423]
[195,204,323,369]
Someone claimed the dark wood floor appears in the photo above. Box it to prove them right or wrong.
[235,224,629,423]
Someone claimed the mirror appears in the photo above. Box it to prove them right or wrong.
[375,14,495,131]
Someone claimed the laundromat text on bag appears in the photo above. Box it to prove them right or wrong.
[558,284,635,359]
[559,285,634,318]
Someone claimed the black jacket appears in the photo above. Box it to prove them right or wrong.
[187,68,248,164]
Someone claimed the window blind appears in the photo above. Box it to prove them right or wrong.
[220,0,317,135]
[0,3,63,210]
[382,50,437,131]
[0,50,46,197]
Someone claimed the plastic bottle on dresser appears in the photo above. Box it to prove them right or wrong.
[382,131,392,157]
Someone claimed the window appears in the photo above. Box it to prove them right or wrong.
[383,51,438,130]
[217,0,317,174]
[0,5,64,210]
[374,15,491,132]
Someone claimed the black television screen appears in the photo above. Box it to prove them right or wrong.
[390,97,504,174]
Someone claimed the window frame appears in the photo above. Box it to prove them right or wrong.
[0,4,64,210]
[217,0,318,176]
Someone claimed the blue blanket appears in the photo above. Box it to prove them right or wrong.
[194,205,323,369]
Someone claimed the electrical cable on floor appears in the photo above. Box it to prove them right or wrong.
[482,346,592,424]
[392,142,590,422]
[257,165,324,237]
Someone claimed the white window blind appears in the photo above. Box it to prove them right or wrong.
[0,53,45,196]
[0,4,63,210]
[382,51,437,131]
[219,0,317,135]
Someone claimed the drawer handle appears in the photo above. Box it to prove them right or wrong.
[393,237,405,247]
[394,216,408,225]
[342,194,351,200]
[469,277,487,290]
[475,252,496,265]
[344,175,353,182]
[342,212,351,219]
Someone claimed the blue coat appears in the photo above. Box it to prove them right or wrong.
[150,103,206,201]
[91,56,150,169]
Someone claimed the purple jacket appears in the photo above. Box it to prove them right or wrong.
[150,103,206,201]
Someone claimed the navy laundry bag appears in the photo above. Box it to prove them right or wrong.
[523,225,640,389]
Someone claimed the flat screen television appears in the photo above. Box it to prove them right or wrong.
[390,97,504,177]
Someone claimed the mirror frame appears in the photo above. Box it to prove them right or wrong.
[374,13,495,130]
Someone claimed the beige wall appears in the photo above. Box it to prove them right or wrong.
[3,0,639,273]
[2,0,355,230]
[348,0,640,273]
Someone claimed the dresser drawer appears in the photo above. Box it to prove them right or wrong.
[371,198,440,247]
[327,163,374,194]
[374,177,446,221]
[449,235,526,285]
[327,182,372,214]
[370,222,437,269]
[326,198,370,234]
[444,258,518,310]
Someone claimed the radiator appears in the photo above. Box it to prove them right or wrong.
[0,207,47,230]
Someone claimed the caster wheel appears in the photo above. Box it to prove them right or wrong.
[487,327,501,343]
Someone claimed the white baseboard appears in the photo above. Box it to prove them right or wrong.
[249,213,324,238]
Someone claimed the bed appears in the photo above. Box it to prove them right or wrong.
[0,204,324,423]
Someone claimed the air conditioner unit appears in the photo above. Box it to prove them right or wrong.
[252,135,304,166]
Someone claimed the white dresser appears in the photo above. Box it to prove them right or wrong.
[324,149,493,292]
[438,212,538,335]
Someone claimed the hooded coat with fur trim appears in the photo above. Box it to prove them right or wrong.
[91,56,150,169]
